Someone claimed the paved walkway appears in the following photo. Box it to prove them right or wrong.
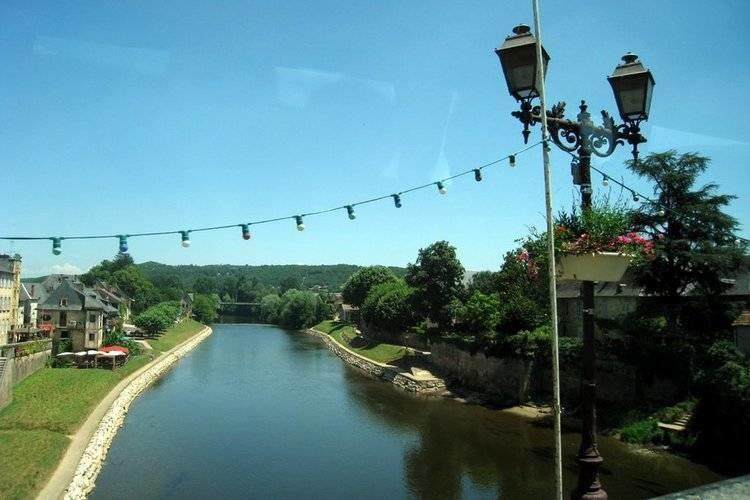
[37,329,206,500]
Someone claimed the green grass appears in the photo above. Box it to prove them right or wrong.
[0,319,206,500]
[147,319,205,353]
[313,320,407,364]
[0,430,70,500]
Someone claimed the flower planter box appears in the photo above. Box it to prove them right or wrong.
[556,252,631,282]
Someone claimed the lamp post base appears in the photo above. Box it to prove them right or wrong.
[573,455,607,500]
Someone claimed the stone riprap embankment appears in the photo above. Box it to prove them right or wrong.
[306,328,446,394]
[62,327,213,500]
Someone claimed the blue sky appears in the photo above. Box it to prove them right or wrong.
[2,1,749,277]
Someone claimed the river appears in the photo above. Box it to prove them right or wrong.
[90,324,722,499]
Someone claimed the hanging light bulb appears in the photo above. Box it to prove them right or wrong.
[180,231,191,247]
[602,175,610,187]
[632,192,640,203]
[436,181,447,194]
[392,194,402,208]
[509,155,516,168]
[474,169,482,182]
[51,237,62,255]
[118,235,129,253]
[346,205,356,220]
[658,209,666,217]
[241,224,251,240]
[295,216,305,231]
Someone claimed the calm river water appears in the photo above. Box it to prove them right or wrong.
[90,324,722,499]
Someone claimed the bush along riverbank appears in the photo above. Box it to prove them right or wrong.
[0,319,207,500]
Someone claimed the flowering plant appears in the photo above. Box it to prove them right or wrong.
[553,204,654,258]
[515,204,654,279]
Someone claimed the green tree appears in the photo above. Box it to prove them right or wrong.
[628,150,746,298]
[457,291,501,336]
[193,276,217,295]
[111,265,161,313]
[219,275,239,302]
[279,276,302,294]
[278,289,323,329]
[258,294,281,324]
[342,266,397,307]
[193,294,219,323]
[80,253,134,286]
[361,279,417,333]
[405,241,465,330]
[134,306,173,336]
[467,271,498,296]
[623,151,746,394]
[494,249,549,333]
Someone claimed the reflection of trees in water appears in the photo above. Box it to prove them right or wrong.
[341,366,723,499]
[342,369,563,499]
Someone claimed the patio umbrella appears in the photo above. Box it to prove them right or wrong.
[56,352,73,356]
[101,345,129,354]
[110,351,126,357]
[86,350,99,355]
[74,351,87,356]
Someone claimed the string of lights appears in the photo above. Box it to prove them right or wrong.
[1,142,542,255]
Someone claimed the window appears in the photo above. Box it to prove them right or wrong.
[60,298,68,307]
[88,333,95,341]
[59,311,67,326]
[89,313,96,323]
[60,331,70,339]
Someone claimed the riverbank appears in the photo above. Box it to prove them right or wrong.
[0,319,208,500]
[307,323,446,394]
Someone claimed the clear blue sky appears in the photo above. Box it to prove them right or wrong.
[2,1,749,277]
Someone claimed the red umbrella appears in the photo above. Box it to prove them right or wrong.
[100,345,129,354]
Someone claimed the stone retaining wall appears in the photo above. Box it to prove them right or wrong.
[431,341,679,404]
[306,329,445,394]
[63,327,213,500]
[0,349,51,410]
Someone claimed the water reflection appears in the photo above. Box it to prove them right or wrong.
[341,362,722,499]
[91,325,722,500]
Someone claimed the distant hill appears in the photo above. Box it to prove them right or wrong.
[136,261,407,291]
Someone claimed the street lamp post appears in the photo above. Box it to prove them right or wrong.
[495,24,655,500]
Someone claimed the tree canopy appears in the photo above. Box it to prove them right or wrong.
[361,279,417,333]
[405,241,465,330]
[628,150,746,297]
[342,266,397,307]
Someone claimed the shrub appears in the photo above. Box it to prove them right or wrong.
[102,329,142,355]
[505,325,552,359]
[620,417,663,444]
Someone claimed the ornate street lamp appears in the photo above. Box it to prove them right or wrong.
[495,25,655,500]
[495,24,549,143]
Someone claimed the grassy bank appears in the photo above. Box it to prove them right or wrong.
[314,320,407,364]
[0,319,205,500]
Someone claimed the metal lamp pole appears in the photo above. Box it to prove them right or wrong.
[495,27,655,500]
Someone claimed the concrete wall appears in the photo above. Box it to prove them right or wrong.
[0,349,50,409]
[430,341,679,405]
[430,342,536,402]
